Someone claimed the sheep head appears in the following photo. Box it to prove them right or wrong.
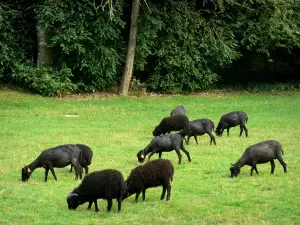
[21,166,32,182]
[67,192,81,210]
[122,178,134,200]
[137,150,146,163]
[152,126,162,137]
[230,164,240,178]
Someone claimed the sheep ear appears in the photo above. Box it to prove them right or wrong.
[230,163,234,166]
[68,193,78,198]
[141,154,144,159]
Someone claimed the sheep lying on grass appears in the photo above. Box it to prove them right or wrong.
[230,140,287,177]
[123,159,174,202]
[70,144,93,175]
[137,132,191,164]
[21,144,82,182]
[67,169,124,212]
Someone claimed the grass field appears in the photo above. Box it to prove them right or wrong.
[1,90,300,225]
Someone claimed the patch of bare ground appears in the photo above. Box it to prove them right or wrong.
[62,114,79,118]
[58,89,242,100]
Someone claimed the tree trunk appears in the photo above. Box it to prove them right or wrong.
[37,25,52,66]
[119,0,140,96]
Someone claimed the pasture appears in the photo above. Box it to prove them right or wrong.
[0,90,300,225]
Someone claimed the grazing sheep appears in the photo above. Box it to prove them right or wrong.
[137,132,191,164]
[67,169,124,212]
[123,159,174,202]
[230,140,287,177]
[215,111,248,137]
[21,144,83,182]
[186,118,216,145]
[152,114,189,137]
[70,144,93,175]
[170,105,186,116]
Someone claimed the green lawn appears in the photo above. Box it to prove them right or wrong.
[1,90,300,225]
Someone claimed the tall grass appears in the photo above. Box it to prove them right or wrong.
[1,90,300,225]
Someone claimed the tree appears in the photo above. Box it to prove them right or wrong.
[119,0,140,96]
[37,25,53,66]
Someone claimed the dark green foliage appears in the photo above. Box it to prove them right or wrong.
[135,0,240,93]
[13,64,75,96]
[220,81,300,93]
[0,1,37,78]
[1,0,300,95]
[36,0,126,91]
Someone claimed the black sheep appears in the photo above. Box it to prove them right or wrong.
[215,111,248,137]
[70,144,93,175]
[123,159,174,202]
[21,144,83,182]
[137,132,191,164]
[170,105,186,116]
[230,140,287,177]
[67,169,124,212]
[152,114,189,137]
[186,118,216,145]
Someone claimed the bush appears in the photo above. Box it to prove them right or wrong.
[12,64,76,97]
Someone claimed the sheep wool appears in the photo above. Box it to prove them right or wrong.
[123,159,174,202]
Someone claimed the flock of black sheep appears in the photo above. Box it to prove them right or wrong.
[21,105,287,213]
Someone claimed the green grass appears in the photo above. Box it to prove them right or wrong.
[1,90,300,225]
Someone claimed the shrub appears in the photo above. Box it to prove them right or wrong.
[12,64,76,97]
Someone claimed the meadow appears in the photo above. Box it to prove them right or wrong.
[0,90,300,225]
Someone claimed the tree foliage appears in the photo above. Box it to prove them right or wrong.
[0,0,299,95]
[37,0,126,91]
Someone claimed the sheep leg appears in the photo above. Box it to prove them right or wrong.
[180,143,191,162]
[117,197,122,213]
[241,121,248,137]
[250,164,258,176]
[226,128,230,137]
[220,128,224,136]
[254,166,259,175]
[47,164,57,181]
[87,201,93,210]
[147,149,159,161]
[107,198,113,212]
[160,185,166,200]
[44,168,49,182]
[94,200,99,212]
[70,165,73,172]
[193,135,198,145]
[135,192,141,203]
[158,152,162,159]
[208,132,216,145]
[240,124,248,137]
[239,126,244,137]
[142,189,146,201]
[174,148,183,164]
[270,160,275,174]
[73,164,82,180]
[244,126,248,137]
[85,166,89,175]
[186,135,190,145]
[166,182,171,201]
[278,158,287,173]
